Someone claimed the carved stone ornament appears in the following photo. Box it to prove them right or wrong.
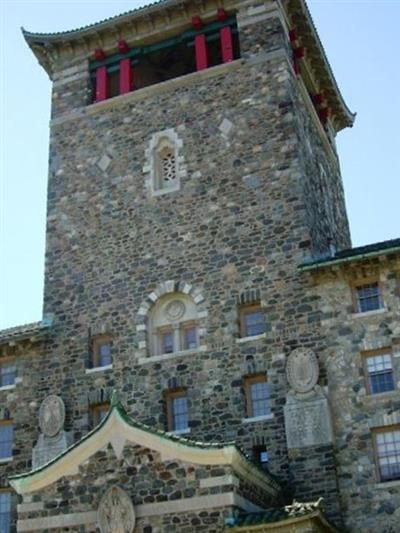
[165,299,186,321]
[98,486,136,533]
[286,348,319,394]
[38,395,65,437]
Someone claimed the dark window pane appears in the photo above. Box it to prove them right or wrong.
[162,332,174,354]
[0,492,11,533]
[250,381,270,417]
[356,283,381,312]
[0,363,16,387]
[367,354,394,394]
[0,425,13,458]
[184,327,197,350]
[377,430,400,482]
[172,395,188,431]
[99,343,112,367]
[244,310,265,337]
[254,446,269,470]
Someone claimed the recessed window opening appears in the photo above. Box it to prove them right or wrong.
[365,352,395,395]
[239,303,266,338]
[0,361,16,387]
[0,421,13,459]
[166,390,189,432]
[244,375,271,418]
[355,282,382,313]
[253,445,269,471]
[0,491,11,533]
[374,428,400,482]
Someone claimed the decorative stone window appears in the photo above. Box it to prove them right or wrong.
[244,374,271,419]
[149,293,198,356]
[144,129,186,197]
[373,426,400,482]
[253,445,269,471]
[239,303,266,338]
[0,359,16,388]
[363,350,395,395]
[353,281,383,313]
[90,335,112,369]
[90,403,110,427]
[0,421,13,460]
[166,389,189,434]
[0,491,11,533]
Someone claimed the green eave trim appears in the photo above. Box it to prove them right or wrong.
[300,245,400,272]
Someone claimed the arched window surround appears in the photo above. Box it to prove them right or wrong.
[143,129,186,197]
[136,281,208,360]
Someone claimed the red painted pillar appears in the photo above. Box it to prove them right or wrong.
[218,8,234,63]
[95,66,108,102]
[220,26,234,63]
[119,58,133,95]
[192,16,208,71]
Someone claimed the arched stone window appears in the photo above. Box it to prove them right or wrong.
[155,140,177,191]
[143,129,186,196]
[149,293,198,356]
[136,280,208,360]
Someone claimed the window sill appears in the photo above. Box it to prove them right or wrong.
[0,457,13,464]
[138,346,207,365]
[85,364,113,374]
[362,390,398,401]
[242,413,274,424]
[169,428,191,436]
[375,479,400,489]
[351,308,386,319]
[151,183,180,197]
[236,333,266,344]
[0,384,16,392]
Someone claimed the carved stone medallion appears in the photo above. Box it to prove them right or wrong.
[286,348,319,394]
[38,395,65,438]
[165,299,186,321]
[98,486,136,533]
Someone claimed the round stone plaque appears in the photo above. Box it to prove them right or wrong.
[39,395,65,437]
[286,348,319,394]
[98,486,136,533]
[165,299,186,321]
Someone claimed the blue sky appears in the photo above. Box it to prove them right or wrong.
[1,0,399,330]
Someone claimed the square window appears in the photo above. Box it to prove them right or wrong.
[0,422,13,459]
[239,304,266,338]
[0,492,11,533]
[166,390,189,432]
[0,361,16,387]
[355,282,382,313]
[182,325,198,351]
[365,352,395,395]
[374,427,400,482]
[90,403,110,427]
[244,375,271,418]
[91,336,112,368]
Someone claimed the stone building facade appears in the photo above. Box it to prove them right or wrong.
[0,1,399,532]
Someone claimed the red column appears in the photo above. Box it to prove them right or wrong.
[95,66,108,102]
[192,16,208,71]
[194,34,208,71]
[220,26,234,63]
[119,58,133,95]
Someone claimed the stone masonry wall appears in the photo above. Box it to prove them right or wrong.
[310,256,400,532]
[1,2,360,530]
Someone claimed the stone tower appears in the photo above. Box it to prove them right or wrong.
[3,1,399,532]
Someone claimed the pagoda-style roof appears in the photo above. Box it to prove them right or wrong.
[0,315,52,345]
[226,499,339,532]
[9,392,281,496]
[301,238,400,271]
[22,0,354,131]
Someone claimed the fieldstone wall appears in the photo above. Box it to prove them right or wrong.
[3,2,386,532]
[310,256,400,532]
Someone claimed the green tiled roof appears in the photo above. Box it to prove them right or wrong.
[22,0,169,40]
[301,238,400,271]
